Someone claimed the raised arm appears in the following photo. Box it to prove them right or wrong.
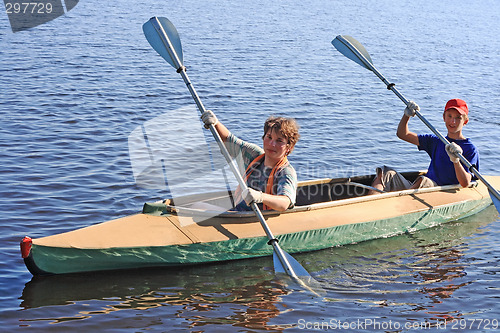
[396,101,420,146]
[201,110,230,142]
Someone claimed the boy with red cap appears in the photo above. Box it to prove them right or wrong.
[371,98,479,193]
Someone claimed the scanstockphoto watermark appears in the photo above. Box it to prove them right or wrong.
[3,0,79,32]
[297,318,500,331]
[297,319,433,331]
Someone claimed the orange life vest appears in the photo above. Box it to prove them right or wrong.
[240,154,289,210]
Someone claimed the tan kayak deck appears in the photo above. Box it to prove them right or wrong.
[33,174,499,249]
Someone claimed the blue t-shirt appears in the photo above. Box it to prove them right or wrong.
[418,134,479,186]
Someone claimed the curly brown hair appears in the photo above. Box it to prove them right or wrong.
[262,116,300,153]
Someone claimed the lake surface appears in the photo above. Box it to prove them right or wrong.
[1,0,499,331]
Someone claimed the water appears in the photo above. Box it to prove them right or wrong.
[1,0,499,331]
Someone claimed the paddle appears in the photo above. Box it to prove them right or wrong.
[143,16,320,287]
[331,35,500,213]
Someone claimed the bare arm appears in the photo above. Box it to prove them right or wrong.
[201,110,231,142]
[445,143,473,188]
[260,194,291,212]
[453,161,472,188]
[396,115,420,146]
[243,188,292,212]
[212,121,231,142]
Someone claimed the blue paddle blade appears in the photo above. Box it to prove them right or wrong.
[332,35,373,71]
[143,17,183,68]
[273,251,325,296]
[273,251,310,278]
[490,189,500,213]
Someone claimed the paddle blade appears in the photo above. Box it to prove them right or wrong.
[332,35,373,71]
[143,17,183,69]
[490,189,500,213]
[273,251,310,278]
[273,251,325,296]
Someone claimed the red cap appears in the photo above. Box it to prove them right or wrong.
[444,98,468,115]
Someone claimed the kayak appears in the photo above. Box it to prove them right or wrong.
[21,171,500,275]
